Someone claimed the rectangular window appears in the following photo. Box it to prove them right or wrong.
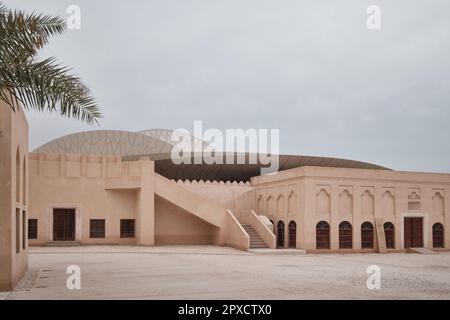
[28,219,38,239]
[22,211,26,249]
[89,219,106,238]
[120,219,135,238]
[16,209,20,253]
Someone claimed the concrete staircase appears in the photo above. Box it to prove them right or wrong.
[241,224,269,248]
[407,247,437,255]
[45,241,80,247]
[155,174,249,250]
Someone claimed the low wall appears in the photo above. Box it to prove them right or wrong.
[223,210,250,251]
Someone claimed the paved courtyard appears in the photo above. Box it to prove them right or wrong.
[3,246,450,299]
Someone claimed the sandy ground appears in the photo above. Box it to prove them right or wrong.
[4,245,450,299]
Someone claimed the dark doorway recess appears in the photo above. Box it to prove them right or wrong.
[339,221,353,249]
[288,221,296,248]
[384,222,395,249]
[53,208,76,241]
[277,221,285,248]
[432,223,444,249]
[316,221,330,249]
[404,217,423,248]
[361,222,374,249]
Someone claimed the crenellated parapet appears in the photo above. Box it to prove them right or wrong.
[172,179,251,186]
[29,152,147,180]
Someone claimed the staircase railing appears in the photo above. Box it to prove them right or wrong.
[240,210,276,249]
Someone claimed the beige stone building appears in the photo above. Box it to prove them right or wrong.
[0,100,29,290]
[1,106,449,290]
[25,130,448,255]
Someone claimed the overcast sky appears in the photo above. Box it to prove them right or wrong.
[6,0,450,172]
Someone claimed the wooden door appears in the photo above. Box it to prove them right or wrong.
[361,222,374,249]
[316,221,330,249]
[339,221,353,249]
[384,222,395,248]
[53,209,76,241]
[288,221,296,248]
[277,221,285,248]
[432,223,444,248]
[404,217,423,248]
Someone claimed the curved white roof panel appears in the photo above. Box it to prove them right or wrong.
[34,129,390,181]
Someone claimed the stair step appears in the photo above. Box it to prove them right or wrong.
[407,247,437,255]
[46,241,80,247]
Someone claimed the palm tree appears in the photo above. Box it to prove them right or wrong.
[0,2,100,124]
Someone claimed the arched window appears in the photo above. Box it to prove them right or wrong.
[288,221,296,248]
[432,223,444,248]
[339,221,353,249]
[16,148,20,202]
[361,222,374,249]
[384,222,395,249]
[316,221,330,249]
[277,221,285,248]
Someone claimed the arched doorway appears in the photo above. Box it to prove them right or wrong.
[361,222,374,249]
[316,221,330,249]
[288,221,296,248]
[339,221,353,249]
[277,221,285,248]
[384,222,395,249]
[433,223,444,248]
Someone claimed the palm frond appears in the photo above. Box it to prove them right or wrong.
[0,3,7,14]
[0,2,100,124]
[0,7,67,63]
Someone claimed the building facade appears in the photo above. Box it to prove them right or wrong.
[250,166,449,252]
[26,130,448,254]
[1,106,447,294]
[28,153,251,250]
